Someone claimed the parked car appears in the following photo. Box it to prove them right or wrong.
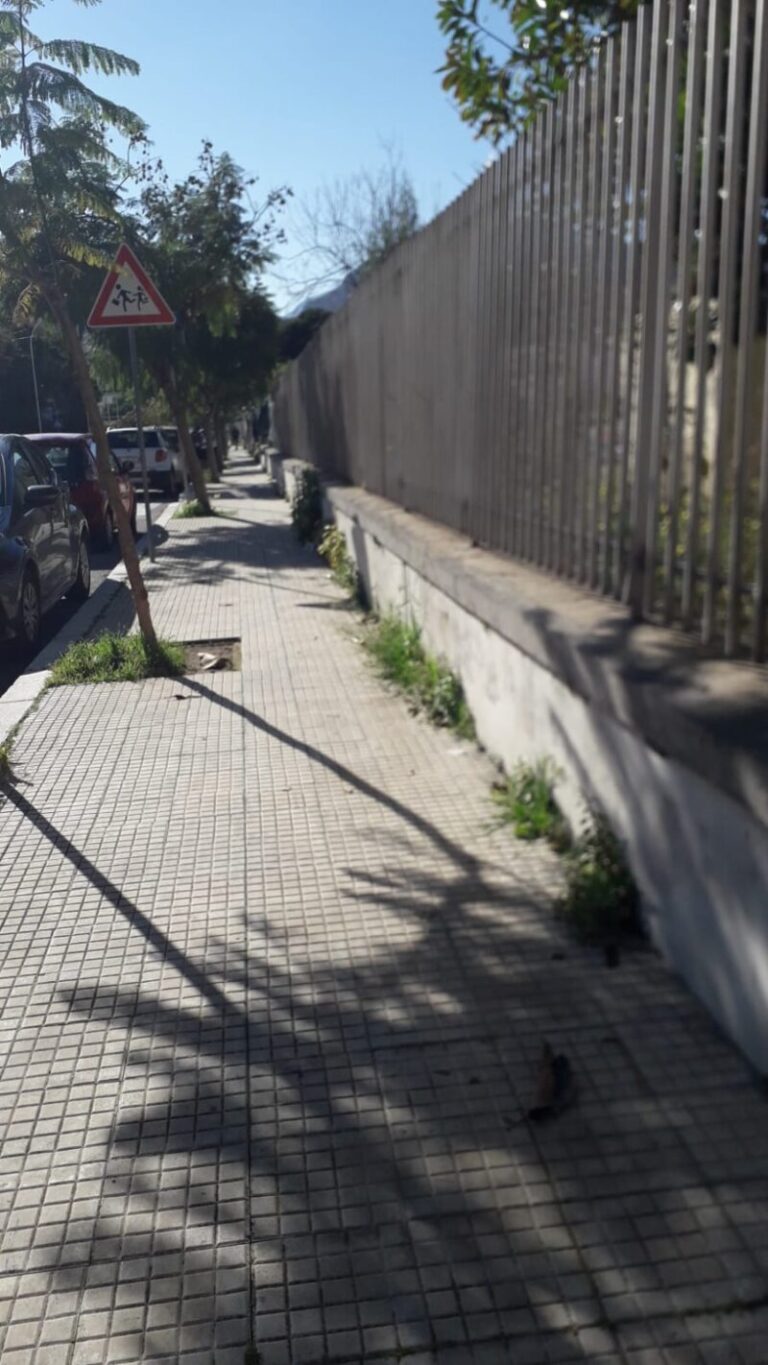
[25,433,136,549]
[107,426,183,496]
[0,435,90,650]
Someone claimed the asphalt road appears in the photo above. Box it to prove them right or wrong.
[0,494,168,698]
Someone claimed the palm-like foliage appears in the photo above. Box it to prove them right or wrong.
[0,0,142,153]
[0,0,158,647]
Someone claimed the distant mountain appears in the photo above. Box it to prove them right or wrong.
[288,270,358,319]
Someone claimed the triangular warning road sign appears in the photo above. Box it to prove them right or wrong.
[88,243,175,328]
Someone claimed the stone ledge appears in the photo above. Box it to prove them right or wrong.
[312,473,768,830]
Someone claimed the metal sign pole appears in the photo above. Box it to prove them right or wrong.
[128,326,155,563]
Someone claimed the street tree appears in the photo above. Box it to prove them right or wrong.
[0,0,159,648]
[129,144,288,498]
[187,289,279,464]
[291,147,418,301]
[278,308,330,363]
[437,0,643,142]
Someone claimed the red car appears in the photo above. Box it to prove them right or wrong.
[25,433,137,549]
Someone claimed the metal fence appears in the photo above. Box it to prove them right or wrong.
[274,0,768,659]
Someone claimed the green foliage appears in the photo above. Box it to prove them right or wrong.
[175,498,218,519]
[365,615,475,738]
[279,308,330,362]
[493,759,569,847]
[100,143,285,477]
[437,0,643,142]
[48,632,185,686]
[318,523,357,592]
[291,466,323,544]
[559,812,639,943]
[0,0,145,330]
[0,741,14,785]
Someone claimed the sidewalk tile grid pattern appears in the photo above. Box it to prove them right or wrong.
[1,457,767,1363]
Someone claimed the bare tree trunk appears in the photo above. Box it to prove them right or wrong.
[215,416,229,467]
[204,414,221,481]
[161,368,211,512]
[48,292,158,651]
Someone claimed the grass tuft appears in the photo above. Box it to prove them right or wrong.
[492,759,569,848]
[48,633,185,686]
[364,615,475,738]
[174,498,217,518]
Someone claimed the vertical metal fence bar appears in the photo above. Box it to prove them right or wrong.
[509,135,526,556]
[532,113,551,565]
[664,0,706,621]
[601,20,634,593]
[753,330,768,659]
[487,157,502,551]
[499,146,516,554]
[565,67,588,579]
[683,0,723,626]
[555,76,578,576]
[519,131,533,559]
[642,0,683,617]
[628,0,671,613]
[527,117,546,562]
[517,131,532,556]
[485,162,500,545]
[580,49,605,583]
[495,149,513,554]
[523,129,538,560]
[726,0,768,655]
[477,162,493,545]
[537,99,556,559]
[448,195,464,529]
[702,0,747,644]
[614,2,651,597]
[590,38,616,588]
[545,94,565,570]
[467,176,484,541]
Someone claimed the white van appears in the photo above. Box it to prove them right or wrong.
[107,426,183,496]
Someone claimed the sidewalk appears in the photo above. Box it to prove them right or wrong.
[1,451,767,1365]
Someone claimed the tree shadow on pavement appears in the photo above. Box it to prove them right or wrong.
[5,670,767,1363]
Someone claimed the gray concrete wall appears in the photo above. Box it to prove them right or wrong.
[268,450,768,1072]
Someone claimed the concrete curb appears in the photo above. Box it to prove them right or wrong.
[0,502,178,747]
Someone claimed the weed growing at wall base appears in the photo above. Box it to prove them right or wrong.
[559,812,639,944]
[318,524,358,592]
[291,466,323,543]
[493,759,569,848]
[364,615,475,738]
[0,743,14,785]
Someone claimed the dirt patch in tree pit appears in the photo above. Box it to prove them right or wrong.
[181,639,241,674]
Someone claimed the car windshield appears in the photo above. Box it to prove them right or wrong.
[34,443,78,470]
[108,429,160,449]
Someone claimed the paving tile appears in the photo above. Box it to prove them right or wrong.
[0,452,767,1362]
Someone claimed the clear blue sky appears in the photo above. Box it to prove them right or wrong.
[36,0,492,310]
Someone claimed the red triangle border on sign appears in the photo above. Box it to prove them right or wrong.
[88,243,175,328]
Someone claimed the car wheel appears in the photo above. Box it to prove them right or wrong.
[101,509,115,551]
[67,536,91,602]
[16,571,41,652]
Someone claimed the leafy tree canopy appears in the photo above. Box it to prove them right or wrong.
[279,308,329,363]
[437,0,642,142]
